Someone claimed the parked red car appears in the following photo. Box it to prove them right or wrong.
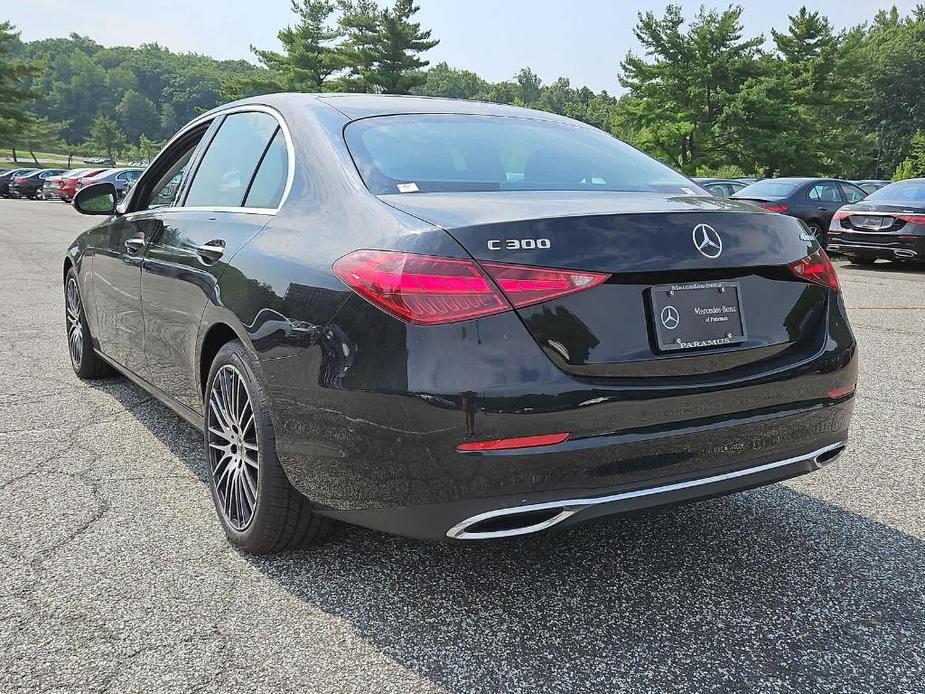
[57,168,107,202]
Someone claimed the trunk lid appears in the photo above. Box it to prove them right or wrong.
[835,201,925,232]
[381,191,828,378]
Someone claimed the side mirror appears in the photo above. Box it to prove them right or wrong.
[73,182,118,216]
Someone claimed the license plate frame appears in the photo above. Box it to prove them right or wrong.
[852,215,893,231]
[650,282,748,352]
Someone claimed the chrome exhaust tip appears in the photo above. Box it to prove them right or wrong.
[813,443,846,468]
[447,506,578,540]
[894,249,917,258]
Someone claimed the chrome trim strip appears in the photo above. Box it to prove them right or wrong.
[446,441,847,540]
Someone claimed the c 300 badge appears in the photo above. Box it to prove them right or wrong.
[487,238,551,250]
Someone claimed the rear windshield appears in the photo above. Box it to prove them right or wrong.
[733,180,799,198]
[344,114,698,195]
[867,181,925,203]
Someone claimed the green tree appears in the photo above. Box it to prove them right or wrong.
[619,5,764,172]
[15,117,66,164]
[336,0,438,93]
[116,89,159,144]
[854,8,925,175]
[84,115,127,162]
[893,131,925,179]
[514,67,543,107]
[0,22,42,146]
[332,0,381,91]
[375,0,438,93]
[252,0,341,91]
[766,8,874,177]
[159,102,178,138]
[413,62,487,99]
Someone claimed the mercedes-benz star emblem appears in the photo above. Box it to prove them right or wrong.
[660,305,680,330]
[692,223,723,259]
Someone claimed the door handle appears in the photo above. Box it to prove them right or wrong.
[195,240,226,263]
[818,206,828,211]
[124,233,146,254]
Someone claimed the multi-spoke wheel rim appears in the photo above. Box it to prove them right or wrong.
[66,277,83,368]
[207,365,259,531]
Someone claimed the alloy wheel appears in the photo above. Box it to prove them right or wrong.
[207,364,259,530]
[65,276,84,369]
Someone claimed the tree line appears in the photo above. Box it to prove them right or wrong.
[2,2,925,179]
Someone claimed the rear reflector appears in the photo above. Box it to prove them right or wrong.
[827,384,856,399]
[788,248,840,291]
[760,203,790,214]
[333,250,609,325]
[457,432,570,452]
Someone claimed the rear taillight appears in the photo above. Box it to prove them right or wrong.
[760,203,790,214]
[332,250,609,325]
[832,210,851,223]
[788,248,840,291]
[479,261,608,308]
[14,177,25,184]
[894,213,925,225]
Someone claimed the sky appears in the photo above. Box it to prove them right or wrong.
[5,0,920,94]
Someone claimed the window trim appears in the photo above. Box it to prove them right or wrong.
[179,105,295,216]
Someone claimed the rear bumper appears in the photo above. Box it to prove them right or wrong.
[828,232,925,260]
[449,440,845,539]
[263,285,857,541]
[9,185,37,198]
[316,398,853,540]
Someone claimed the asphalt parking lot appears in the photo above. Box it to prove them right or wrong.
[1,199,923,693]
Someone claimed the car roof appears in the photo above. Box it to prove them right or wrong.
[205,92,588,128]
[764,177,862,184]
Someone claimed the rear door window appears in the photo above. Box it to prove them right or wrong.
[184,112,281,208]
[839,183,866,203]
[808,182,843,202]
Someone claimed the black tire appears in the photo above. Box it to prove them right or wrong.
[204,340,332,553]
[847,256,876,266]
[65,267,112,379]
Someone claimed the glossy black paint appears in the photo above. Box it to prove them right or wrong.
[66,94,857,540]
[0,169,36,197]
[827,199,925,262]
[732,177,868,245]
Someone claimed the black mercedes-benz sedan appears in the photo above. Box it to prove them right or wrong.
[731,177,868,247]
[827,178,925,265]
[64,94,856,553]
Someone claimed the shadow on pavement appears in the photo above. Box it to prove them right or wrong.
[104,377,925,693]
